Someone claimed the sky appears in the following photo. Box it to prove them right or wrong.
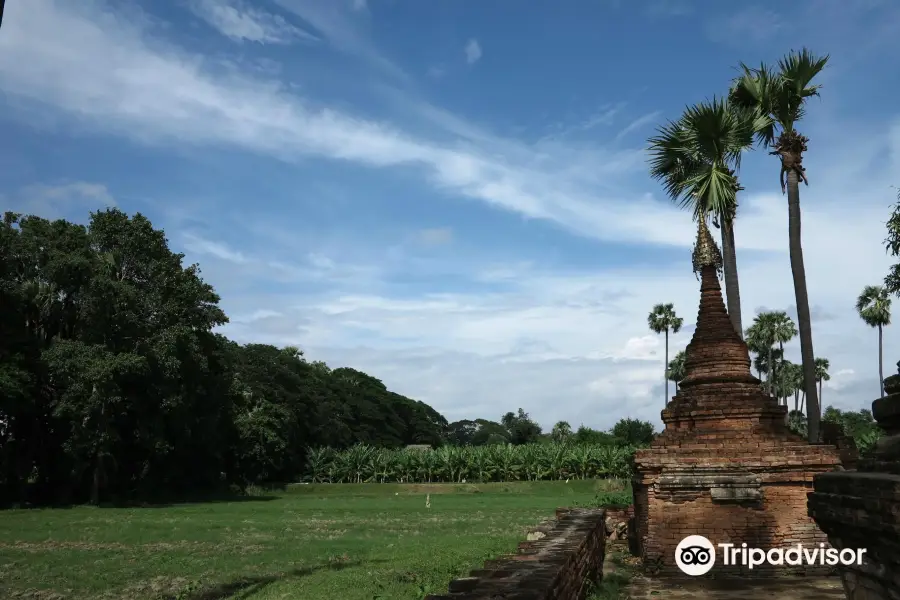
[2,0,899,433]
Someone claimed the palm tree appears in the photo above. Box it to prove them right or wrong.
[667,350,687,393]
[746,313,777,395]
[730,48,829,443]
[856,285,892,397]
[648,303,684,405]
[551,421,572,442]
[814,357,830,416]
[769,310,798,393]
[647,99,769,338]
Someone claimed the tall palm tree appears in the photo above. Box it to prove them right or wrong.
[667,350,687,393]
[814,357,830,416]
[856,285,892,397]
[648,99,769,338]
[648,303,684,405]
[730,48,830,443]
[769,310,798,393]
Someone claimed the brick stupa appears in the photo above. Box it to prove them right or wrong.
[631,218,843,577]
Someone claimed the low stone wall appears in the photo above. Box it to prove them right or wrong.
[424,508,607,600]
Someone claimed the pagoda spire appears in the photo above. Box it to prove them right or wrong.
[679,217,758,388]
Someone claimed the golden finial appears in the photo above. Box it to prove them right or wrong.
[692,216,723,278]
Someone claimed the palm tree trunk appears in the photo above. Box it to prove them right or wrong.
[785,167,820,443]
[664,328,669,405]
[720,219,743,338]
[767,346,774,395]
[879,323,884,397]
[816,380,821,413]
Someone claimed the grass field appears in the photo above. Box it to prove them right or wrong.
[0,479,630,600]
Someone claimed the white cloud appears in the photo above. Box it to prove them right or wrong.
[188,0,317,44]
[182,232,248,264]
[0,0,702,250]
[614,111,662,142]
[464,39,482,64]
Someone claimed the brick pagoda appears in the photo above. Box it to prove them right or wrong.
[809,369,900,599]
[631,218,843,576]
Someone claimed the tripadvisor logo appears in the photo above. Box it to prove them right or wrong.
[675,535,867,576]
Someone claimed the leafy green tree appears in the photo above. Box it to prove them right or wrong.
[611,418,655,447]
[648,99,768,337]
[648,303,684,405]
[666,350,687,393]
[730,48,830,443]
[856,285,892,397]
[501,409,542,445]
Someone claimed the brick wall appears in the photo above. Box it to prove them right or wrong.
[809,386,900,600]
[424,508,607,600]
[636,480,832,577]
[809,472,900,599]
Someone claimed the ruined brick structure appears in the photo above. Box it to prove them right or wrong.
[631,219,844,577]
[809,373,900,599]
[425,508,606,600]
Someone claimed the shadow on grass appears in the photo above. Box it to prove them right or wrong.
[164,559,385,600]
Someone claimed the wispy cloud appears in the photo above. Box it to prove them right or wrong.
[182,232,248,264]
[464,39,482,64]
[0,0,701,251]
[706,7,784,45]
[614,111,662,142]
[415,227,454,245]
[274,0,409,81]
[188,0,318,44]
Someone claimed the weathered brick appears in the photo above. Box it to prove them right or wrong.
[809,386,900,599]
[631,264,845,578]
[424,509,607,600]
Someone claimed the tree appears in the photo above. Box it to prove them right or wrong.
[551,420,572,442]
[730,48,830,443]
[856,285,892,397]
[648,303,684,405]
[647,99,768,338]
[666,350,687,393]
[501,409,542,445]
[611,418,655,446]
[814,357,830,416]
[768,310,798,395]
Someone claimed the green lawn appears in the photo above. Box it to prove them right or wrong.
[0,479,630,600]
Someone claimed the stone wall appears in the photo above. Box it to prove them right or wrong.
[424,508,607,600]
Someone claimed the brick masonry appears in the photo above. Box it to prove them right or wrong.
[809,383,900,599]
[632,263,844,577]
[424,508,607,600]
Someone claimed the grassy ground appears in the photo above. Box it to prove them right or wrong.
[0,479,630,600]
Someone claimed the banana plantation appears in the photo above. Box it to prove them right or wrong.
[303,442,637,484]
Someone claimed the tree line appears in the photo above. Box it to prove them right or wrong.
[645,48,899,442]
[0,209,658,506]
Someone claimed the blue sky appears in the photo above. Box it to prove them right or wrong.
[2,0,899,430]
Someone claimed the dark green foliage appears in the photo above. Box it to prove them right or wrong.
[0,210,449,506]
[610,418,656,447]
